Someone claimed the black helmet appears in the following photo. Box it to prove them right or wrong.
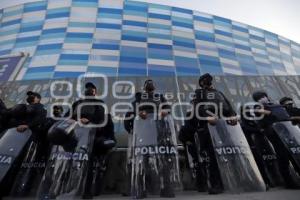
[279,97,293,105]
[199,73,213,86]
[27,91,41,99]
[85,82,96,89]
[252,91,268,102]
[144,79,155,91]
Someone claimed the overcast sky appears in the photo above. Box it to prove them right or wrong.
[1,0,300,43]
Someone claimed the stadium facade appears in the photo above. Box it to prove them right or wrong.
[1,0,300,81]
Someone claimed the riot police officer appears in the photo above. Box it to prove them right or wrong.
[138,79,170,118]
[71,82,115,197]
[240,105,272,188]
[253,91,300,188]
[280,97,300,125]
[132,79,177,198]
[44,105,64,133]
[124,92,142,134]
[188,73,237,194]
[7,91,47,138]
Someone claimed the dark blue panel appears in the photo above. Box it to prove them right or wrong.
[96,23,121,29]
[54,72,85,78]
[20,25,43,32]
[16,36,39,43]
[172,21,193,29]
[266,43,279,50]
[121,35,147,42]
[92,44,119,50]
[195,31,215,42]
[200,65,223,75]
[235,44,251,51]
[42,28,66,34]
[213,16,231,24]
[73,0,97,2]
[175,56,198,67]
[118,67,146,75]
[46,12,69,19]
[256,61,271,68]
[37,43,62,50]
[27,66,54,73]
[98,8,122,14]
[2,19,21,27]
[232,25,248,33]
[24,5,46,12]
[194,15,213,23]
[124,5,147,12]
[176,66,201,75]
[173,41,195,49]
[199,55,221,66]
[60,54,89,60]
[66,32,93,38]
[120,56,146,63]
[215,30,232,37]
[172,7,192,14]
[0,49,11,56]
[250,35,265,42]
[148,43,172,50]
[88,66,117,76]
[148,13,171,20]
[219,49,236,59]
[123,20,147,27]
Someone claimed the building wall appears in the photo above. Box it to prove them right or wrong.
[0,0,300,80]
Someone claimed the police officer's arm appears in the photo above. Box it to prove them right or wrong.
[124,111,134,134]
[91,103,105,124]
[220,92,236,117]
[102,114,116,141]
[0,99,7,110]
[160,94,171,117]
[178,111,197,143]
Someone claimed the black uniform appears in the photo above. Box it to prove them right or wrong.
[71,96,115,197]
[70,97,115,152]
[124,92,142,134]
[240,107,272,187]
[253,92,299,188]
[179,111,207,191]
[7,103,47,140]
[280,97,300,125]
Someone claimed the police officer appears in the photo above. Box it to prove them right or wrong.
[189,73,237,194]
[280,97,300,125]
[71,82,115,197]
[240,105,272,188]
[44,105,64,133]
[7,91,47,196]
[138,79,170,118]
[7,91,47,138]
[179,96,208,192]
[124,92,142,134]
[252,91,299,188]
[134,79,174,198]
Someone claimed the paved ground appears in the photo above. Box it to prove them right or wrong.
[93,189,300,200]
[4,188,300,199]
